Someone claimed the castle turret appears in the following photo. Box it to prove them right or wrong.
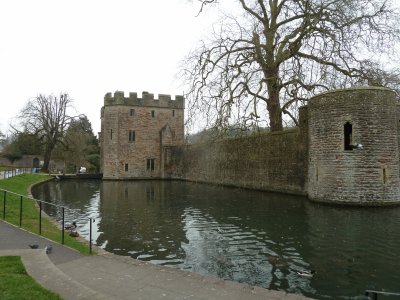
[308,87,400,206]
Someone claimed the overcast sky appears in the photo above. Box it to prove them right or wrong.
[0,0,222,134]
[1,1,399,135]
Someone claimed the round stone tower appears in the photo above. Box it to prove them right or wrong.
[308,87,400,206]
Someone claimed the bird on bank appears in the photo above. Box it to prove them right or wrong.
[69,231,80,237]
[29,243,39,249]
[45,245,53,254]
[65,221,77,230]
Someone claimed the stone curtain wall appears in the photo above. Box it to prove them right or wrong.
[0,155,64,171]
[169,128,308,195]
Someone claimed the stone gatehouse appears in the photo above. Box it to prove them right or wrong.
[100,91,184,179]
[100,87,400,206]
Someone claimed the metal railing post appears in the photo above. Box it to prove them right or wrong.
[89,218,92,254]
[3,191,6,220]
[62,207,65,244]
[0,188,94,253]
[39,201,42,235]
[19,196,23,227]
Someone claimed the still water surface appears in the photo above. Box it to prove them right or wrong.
[32,180,400,299]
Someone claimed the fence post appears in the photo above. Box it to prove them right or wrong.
[19,196,23,227]
[3,191,6,220]
[90,218,92,254]
[365,291,378,300]
[62,207,65,245]
[39,201,42,235]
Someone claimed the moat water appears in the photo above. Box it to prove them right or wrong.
[32,179,400,299]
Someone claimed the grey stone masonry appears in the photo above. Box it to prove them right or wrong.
[100,87,400,206]
[307,87,400,205]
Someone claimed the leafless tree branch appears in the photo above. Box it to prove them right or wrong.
[183,0,400,132]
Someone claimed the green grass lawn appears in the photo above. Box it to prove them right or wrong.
[0,174,90,254]
[0,256,62,300]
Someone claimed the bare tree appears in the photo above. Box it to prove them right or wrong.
[17,93,75,172]
[183,0,400,132]
[194,0,217,15]
[0,130,6,149]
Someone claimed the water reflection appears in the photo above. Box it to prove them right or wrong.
[304,204,400,299]
[32,180,400,299]
[96,181,187,263]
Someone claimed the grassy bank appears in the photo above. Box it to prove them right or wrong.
[0,174,90,254]
[0,256,62,300]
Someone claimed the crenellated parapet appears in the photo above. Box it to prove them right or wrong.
[104,91,185,109]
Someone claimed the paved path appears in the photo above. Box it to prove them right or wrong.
[0,220,312,300]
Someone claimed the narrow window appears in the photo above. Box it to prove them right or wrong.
[110,129,113,140]
[124,163,128,172]
[383,167,387,184]
[172,110,175,117]
[151,110,155,118]
[129,130,135,142]
[130,109,135,117]
[146,159,155,171]
[344,122,353,151]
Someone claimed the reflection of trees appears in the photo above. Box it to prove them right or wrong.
[31,179,100,225]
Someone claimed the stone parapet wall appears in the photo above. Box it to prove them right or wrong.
[104,91,184,109]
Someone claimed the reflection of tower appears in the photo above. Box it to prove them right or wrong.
[145,185,155,201]
[97,181,187,262]
[100,91,184,179]
[308,87,400,205]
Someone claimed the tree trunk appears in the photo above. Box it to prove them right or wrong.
[266,69,283,132]
[41,144,54,173]
[268,96,283,132]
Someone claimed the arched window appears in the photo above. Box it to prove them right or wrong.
[344,122,353,151]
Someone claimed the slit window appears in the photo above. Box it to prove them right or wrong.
[124,163,128,172]
[110,129,113,140]
[130,109,135,117]
[151,110,155,118]
[344,122,353,151]
[129,130,135,142]
[383,167,387,184]
[172,110,175,117]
